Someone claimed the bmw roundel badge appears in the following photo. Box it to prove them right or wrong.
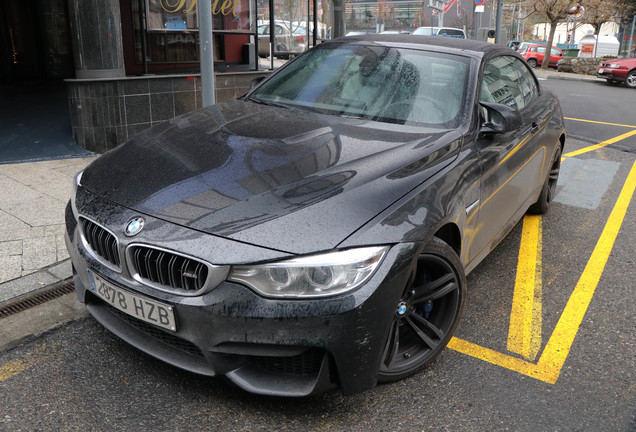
[125,217,145,236]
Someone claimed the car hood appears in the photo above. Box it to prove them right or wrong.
[81,99,460,254]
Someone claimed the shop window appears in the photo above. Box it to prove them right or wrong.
[132,0,255,64]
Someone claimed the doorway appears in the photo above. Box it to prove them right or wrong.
[0,0,90,163]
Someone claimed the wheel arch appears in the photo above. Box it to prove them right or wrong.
[433,223,461,257]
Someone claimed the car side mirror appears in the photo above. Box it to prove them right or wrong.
[249,76,266,91]
[479,102,523,134]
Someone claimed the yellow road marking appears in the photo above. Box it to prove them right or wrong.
[564,117,636,129]
[507,215,543,361]
[563,129,636,159]
[449,159,636,384]
[0,344,50,381]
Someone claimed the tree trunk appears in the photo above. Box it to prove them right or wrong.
[541,18,559,70]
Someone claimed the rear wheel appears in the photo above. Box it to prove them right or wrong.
[378,237,466,383]
[626,71,636,89]
[528,144,562,214]
[527,58,538,68]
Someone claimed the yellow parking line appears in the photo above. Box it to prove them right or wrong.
[0,344,50,381]
[535,158,636,383]
[449,159,636,384]
[564,117,636,129]
[507,215,543,361]
[563,129,636,159]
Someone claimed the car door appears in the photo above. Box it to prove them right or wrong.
[469,55,550,263]
[549,47,562,65]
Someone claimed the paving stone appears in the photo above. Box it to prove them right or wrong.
[0,240,22,255]
[22,237,58,273]
[5,195,66,227]
[47,260,72,280]
[0,271,59,303]
[0,255,21,284]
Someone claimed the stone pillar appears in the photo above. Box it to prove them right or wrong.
[67,0,125,79]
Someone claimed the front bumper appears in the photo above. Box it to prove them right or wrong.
[65,193,417,396]
[597,68,627,82]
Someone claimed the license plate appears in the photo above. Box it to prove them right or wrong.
[87,270,177,331]
[598,68,604,73]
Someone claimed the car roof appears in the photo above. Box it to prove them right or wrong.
[333,34,504,57]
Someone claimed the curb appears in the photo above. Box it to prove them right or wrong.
[0,279,88,353]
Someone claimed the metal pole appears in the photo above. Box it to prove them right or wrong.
[495,0,503,44]
[199,0,215,107]
[138,0,148,75]
[628,15,635,57]
[269,0,274,69]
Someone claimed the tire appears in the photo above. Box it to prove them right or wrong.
[527,58,538,68]
[528,144,562,214]
[377,237,466,383]
[275,45,289,60]
[626,71,636,89]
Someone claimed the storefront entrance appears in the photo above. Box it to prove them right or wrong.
[0,0,89,163]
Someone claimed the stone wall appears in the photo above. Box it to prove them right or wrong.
[65,71,270,153]
[557,57,608,75]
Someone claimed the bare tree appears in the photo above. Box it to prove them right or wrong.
[530,0,572,69]
[582,0,621,35]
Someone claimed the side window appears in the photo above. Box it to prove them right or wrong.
[551,48,560,55]
[538,47,546,54]
[480,56,539,111]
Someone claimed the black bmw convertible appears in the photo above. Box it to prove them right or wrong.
[65,35,565,396]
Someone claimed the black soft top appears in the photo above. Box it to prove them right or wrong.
[333,34,511,57]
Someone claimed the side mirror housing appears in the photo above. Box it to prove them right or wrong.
[479,102,523,134]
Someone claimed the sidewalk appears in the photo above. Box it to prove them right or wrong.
[532,68,606,84]
[0,156,96,350]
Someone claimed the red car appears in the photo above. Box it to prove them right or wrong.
[519,44,563,68]
[597,58,636,88]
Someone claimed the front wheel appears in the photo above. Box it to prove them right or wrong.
[626,71,636,89]
[378,237,466,383]
[527,58,538,68]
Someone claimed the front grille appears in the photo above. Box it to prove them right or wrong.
[129,246,209,292]
[102,300,204,358]
[253,349,324,376]
[80,217,120,268]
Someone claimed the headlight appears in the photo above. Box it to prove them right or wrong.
[228,246,389,298]
[607,63,620,68]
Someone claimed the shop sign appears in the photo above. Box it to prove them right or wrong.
[147,0,250,32]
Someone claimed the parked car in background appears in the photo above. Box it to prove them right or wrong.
[597,57,636,88]
[412,27,466,38]
[519,44,563,68]
[257,23,305,58]
[65,35,565,397]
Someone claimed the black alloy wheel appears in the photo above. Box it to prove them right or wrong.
[528,143,562,214]
[378,237,466,382]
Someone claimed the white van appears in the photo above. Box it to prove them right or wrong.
[412,27,466,38]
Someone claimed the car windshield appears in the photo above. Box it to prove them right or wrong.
[248,43,471,128]
[412,28,436,36]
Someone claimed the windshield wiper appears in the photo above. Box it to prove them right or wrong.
[246,97,291,109]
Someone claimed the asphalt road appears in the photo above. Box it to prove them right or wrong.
[1,79,635,431]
